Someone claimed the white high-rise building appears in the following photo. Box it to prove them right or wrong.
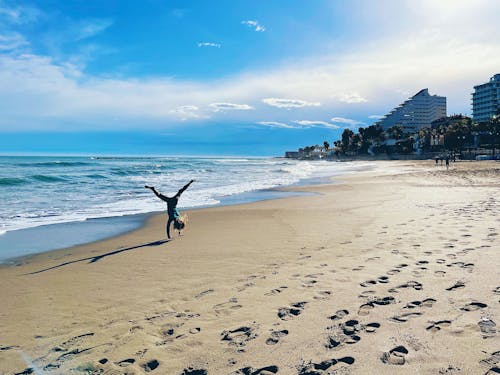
[375,89,447,132]
[472,74,500,123]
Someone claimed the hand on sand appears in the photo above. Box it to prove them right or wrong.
[145,185,154,190]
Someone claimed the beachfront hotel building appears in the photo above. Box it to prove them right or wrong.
[375,89,447,132]
[472,74,500,123]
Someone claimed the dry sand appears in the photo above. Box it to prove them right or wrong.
[0,160,498,375]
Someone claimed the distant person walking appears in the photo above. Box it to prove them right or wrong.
[435,157,439,165]
[145,180,194,239]
[445,156,450,170]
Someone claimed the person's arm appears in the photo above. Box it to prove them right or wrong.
[175,180,194,198]
[145,185,168,202]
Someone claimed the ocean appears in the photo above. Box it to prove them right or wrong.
[0,156,373,261]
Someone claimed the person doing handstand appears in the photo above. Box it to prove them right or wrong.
[145,180,194,239]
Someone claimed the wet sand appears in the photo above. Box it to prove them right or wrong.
[0,160,498,375]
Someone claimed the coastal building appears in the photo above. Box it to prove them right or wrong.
[375,89,447,132]
[472,74,500,123]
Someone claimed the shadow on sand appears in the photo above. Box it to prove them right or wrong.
[24,239,169,275]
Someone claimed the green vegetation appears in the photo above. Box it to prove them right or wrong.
[294,113,499,159]
[326,114,500,157]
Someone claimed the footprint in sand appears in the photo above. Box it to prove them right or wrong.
[389,312,423,323]
[446,281,465,291]
[326,320,381,350]
[358,296,396,316]
[381,345,409,365]
[214,299,243,316]
[426,320,452,332]
[265,329,289,345]
[386,269,401,275]
[329,309,349,321]
[194,289,214,299]
[437,365,463,374]
[313,290,332,300]
[460,302,487,312]
[116,358,135,367]
[278,302,307,320]
[141,359,160,372]
[403,298,436,309]
[480,351,500,368]
[478,318,497,338]
[14,369,36,375]
[181,368,208,375]
[298,356,355,374]
[265,286,288,296]
[360,279,378,287]
[231,365,279,374]
[484,367,500,375]
[388,281,423,293]
[365,322,381,333]
[221,325,259,348]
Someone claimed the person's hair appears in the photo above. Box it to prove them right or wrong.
[174,219,185,230]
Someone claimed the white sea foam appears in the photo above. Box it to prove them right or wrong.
[0,156,374,233]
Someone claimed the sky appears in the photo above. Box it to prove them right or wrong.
[0,0,499,156]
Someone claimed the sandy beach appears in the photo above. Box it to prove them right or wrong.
[0,160,498,375]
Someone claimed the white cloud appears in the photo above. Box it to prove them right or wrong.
[337,93,368,103]
[242,20,265,32]
[257,121,295,129]
[76,19,113,41]
[0,33,29,51]
[170,105,206,121]
[1,0,500,130]
[330,117,365,125]
[368,115,384,119]
[293,120,340,129]
[209,102,254,112]
[0,3,40,24]
[198,42,221,48]
[262,98,321,109]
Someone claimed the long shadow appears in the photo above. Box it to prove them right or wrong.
[24,239,169,275]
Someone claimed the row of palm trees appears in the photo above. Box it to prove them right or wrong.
[325,114,500,157]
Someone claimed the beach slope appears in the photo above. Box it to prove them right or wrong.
[0,161,498,374]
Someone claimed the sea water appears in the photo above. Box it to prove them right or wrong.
[0,156,373,260]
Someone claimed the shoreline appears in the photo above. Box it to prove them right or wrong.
[0,161,375,264]
[0,160,498,374]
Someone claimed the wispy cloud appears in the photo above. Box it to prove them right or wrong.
[337,93,368,103]
[330,117,364,126]
[75,19,113,41]
[262,98,320,109]
[242,20,265,32]
[1,1,500,131]
[368,115,384,119]
[294,120,340,129]
[209,103,254,112]
[170,105,206,121]
[198,42,221,48]
[0,2,41,24]
[257,121,295,129]
[0,33,29,51]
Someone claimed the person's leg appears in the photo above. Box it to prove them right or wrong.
[166,217,174,239]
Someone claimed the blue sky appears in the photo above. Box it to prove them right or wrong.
[0,0,499,155]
